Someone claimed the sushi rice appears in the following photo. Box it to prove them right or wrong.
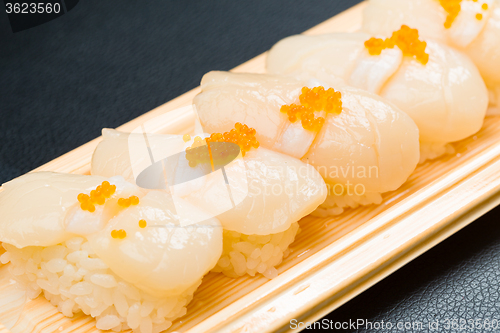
[212,223,300,279]
[1,238,194,333]
[312,191,383,217]
[419,142,455,164]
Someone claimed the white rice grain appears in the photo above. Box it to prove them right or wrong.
[45,258,67,273]
[3,238,198,333]
[90,274,117,288]
[96,314,121,330]
[70,282,93,296]
[312,190,383,217]
[419,142,455,164]
[0,252,11,264]
[80,257,108,270]
[212,222,299,278]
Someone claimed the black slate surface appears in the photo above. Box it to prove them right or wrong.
[1,1,499,332]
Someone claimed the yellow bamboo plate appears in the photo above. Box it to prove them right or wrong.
[2,2,500,332]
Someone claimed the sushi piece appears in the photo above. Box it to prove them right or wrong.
[0,171,222,333]
[91,129,183,182]
[266,26,489,162]
[362,0,500,115]
[193,71,420,215]
[91,127,327,278]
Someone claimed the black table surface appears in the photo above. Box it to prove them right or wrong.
[1,1,500,332]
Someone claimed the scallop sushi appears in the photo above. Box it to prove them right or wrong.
[193,71,420,216]
[91,127,327,278]
[362,0,500,115]
[266,26,489,162]
[0,171,222,333]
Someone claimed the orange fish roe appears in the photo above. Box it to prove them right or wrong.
[183,134,191,142]
[77,181,116,213]
[280,86,342,132]
[185,136,211,167]
[365,25,429,65]
[440,0,463,28]
[117,195,140,208]
[185,136,206,151]
[185,124,260,167]
[111,229,127,239]
[439,0,489,28]
[139,219,147,228]
[207,123,259,157]
[192,136,205,147]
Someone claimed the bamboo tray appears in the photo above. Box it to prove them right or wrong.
[3,2,500,332]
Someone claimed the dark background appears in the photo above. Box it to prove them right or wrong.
[1,0,499,332]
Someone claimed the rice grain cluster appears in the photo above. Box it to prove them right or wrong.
[212,222,300,279]
[419,142,455,164]
[1,238,198,333]
[312,191,383,217]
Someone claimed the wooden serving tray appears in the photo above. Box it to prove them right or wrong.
[3,2,500,332]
